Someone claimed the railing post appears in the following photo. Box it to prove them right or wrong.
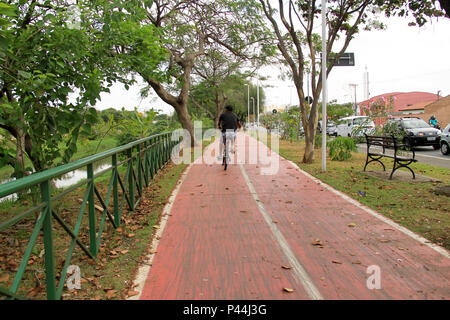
[128,148,135,211]
[137,144,143,195]
[165,134,169,163]
[158,135,162,170]
[112,154,120,227]
[87,163,97,256]
[150,138,155,179]
[40,180,56,300]
[144,141,149,186]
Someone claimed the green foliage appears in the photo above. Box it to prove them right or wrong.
[382,121,407,140]
[115,108,180,146]
[314,132,323,149]
[328,137,357,161]
[0,1,166,175]
[322,101,354,123]
[260,107,302,142]
[189,73,266,125]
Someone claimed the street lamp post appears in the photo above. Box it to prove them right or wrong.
[244,84,250,128]
[257,80,260,128]
[349,83,358,115]
[250,97,255,126]
[321,0,327,172]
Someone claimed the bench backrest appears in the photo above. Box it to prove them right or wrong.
[364,134,397,148]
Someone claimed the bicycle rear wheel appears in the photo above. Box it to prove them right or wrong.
[222,135,228,170]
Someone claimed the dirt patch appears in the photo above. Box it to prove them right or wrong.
[363,170,442,183]
[432,185,450,197]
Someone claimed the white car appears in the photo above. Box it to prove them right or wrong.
[336,116,375,137]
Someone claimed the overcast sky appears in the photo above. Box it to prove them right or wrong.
[94,14,450,114]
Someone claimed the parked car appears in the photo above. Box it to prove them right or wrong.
[336,116,375,137]
[440,124,450,155]
[385,117,441,149]
[326,121,337,136]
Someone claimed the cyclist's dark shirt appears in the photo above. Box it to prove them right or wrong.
[219,111,239,133]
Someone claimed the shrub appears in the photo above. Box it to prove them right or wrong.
[382,121,406,140]
[327,137,357,161]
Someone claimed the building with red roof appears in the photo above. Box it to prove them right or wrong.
[358,92,442,126]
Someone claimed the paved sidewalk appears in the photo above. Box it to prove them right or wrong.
[134,133,449,300]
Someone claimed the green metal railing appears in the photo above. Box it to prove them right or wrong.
[0,132,180,300]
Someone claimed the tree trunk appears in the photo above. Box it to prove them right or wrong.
[15,126,26,178]
[175,103,196,147]
[303,123,315,163]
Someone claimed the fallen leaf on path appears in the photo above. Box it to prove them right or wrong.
[281,266,292,270]
[379,239,390,243]
[285,200,293,204]
[283,288,294,293]
[311,239,323,247]
[195,184,203,187]
[127,290,139,297]
[240,210,248,213]
[348,223,357,227]
[352,260,362,264]
[152,225,160,229]
[0,274,9,282]
[105,290,117,299]
[332,260,342,264]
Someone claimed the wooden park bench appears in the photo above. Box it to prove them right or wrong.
[363,134,417,180]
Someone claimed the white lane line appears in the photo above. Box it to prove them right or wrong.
[285,159,450,259]
[239,164,324,300]
[415,153,450,161]
[128,163,194,300]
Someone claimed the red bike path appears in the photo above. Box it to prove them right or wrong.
[135,133,449,300]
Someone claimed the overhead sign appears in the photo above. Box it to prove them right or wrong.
[334,52,355,66]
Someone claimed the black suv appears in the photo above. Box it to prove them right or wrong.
[385,117,441,149]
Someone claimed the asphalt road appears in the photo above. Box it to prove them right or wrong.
[356,144,450,169]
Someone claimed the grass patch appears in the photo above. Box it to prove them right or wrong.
[257,134,449,250]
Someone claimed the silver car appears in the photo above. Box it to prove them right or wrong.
[440,124,450,155]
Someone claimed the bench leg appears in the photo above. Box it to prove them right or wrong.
[390,161,416,180]
[364,157,386,172]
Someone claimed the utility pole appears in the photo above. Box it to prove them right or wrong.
[250,97,255,126]
[245,84,250,126]
[349,83,358,115]
[321,0,327,172]
[257,80,260,127]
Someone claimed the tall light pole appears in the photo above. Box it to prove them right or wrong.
[257,80,260,127]
[321,0,327,172]
[349,83,358,115]
[250,97,255,126]
[244,84,250,127]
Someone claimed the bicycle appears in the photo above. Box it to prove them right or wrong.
[221,131,235,171]
[222,133,229,170]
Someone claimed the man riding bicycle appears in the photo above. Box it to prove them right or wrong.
[218,105,241,164]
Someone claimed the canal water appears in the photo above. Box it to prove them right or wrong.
[0,160,112,203]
